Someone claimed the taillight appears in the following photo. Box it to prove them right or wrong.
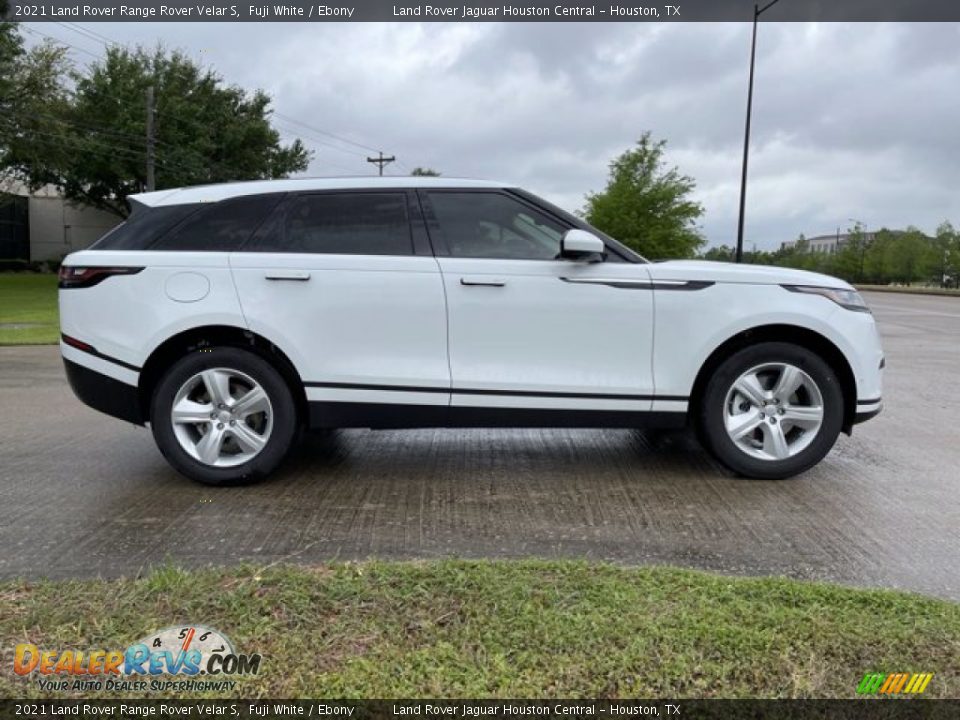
[58,266,144,289]
[61,333,95,353]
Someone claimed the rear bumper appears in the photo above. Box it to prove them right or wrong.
[63,358,144,425]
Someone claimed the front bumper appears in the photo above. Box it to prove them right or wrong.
[853,401,882,425]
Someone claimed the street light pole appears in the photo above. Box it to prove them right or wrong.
[735,0,783,263]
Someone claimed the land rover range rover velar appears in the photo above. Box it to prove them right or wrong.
[58,177,884,485]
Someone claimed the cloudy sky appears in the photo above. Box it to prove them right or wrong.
[23,21,960,249]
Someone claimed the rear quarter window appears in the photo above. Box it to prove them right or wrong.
[92,204,201,250]
[151,194,284,252]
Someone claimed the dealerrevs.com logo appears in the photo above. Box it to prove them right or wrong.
[14,625,261,693]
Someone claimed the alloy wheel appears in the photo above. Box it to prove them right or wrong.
[170,367,274,467]
[723,362,824,462]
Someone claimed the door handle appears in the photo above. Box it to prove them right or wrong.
[460,277,506,287]
[265,271,311,281]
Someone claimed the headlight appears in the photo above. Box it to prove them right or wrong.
[782,285,871,313]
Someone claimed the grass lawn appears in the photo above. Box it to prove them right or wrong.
[0,273,59,345]
[1,560,957,699]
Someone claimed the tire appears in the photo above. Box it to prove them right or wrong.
[698,342,844,480]
[150,347,298,485]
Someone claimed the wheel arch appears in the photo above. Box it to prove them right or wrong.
[138,325,308,427]
[688,324,858,435]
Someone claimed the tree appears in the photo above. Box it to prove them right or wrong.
[700,244,735,262]
[886,227,935,285]
[582,133,704,259]
[411,167,440,176]
[0,8,74,195]
[863,229,895,283]
[1,42,310,217]
[832,222,869,282]
[0,1,22,117]
[933,221,960,288]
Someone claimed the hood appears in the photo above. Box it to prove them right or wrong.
[646,260,853,290]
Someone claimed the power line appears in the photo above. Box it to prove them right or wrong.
[12,109,159,148]
[1,115,267,180]
[8,107,259,181]
[273,112,381,154]
[20,25,100,60]
[0,120,150,162]
[273,120,368,159]
[53,21,114,49]
[56,22,119,48]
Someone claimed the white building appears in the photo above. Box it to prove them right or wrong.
[781,231,877,254]
[0,181,121,263]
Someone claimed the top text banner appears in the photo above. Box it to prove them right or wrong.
[6,0,960,22]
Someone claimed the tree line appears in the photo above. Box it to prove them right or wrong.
[701,222,960,288]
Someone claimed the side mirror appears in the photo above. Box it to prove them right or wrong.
[561,229,606,262]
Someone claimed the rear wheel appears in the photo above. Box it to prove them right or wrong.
[698,342,844,479]
[150,347,298,485]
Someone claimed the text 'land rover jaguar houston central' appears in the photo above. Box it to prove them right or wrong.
[58,178,883,485]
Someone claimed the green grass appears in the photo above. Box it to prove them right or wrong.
[1,561,957,699]
[0,273,59,345]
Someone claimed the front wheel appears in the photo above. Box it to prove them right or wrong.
[698,342,844,479]
[150,347,298,485]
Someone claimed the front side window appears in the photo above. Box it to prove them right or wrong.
[424,192,567,261]
[248,192,412,255]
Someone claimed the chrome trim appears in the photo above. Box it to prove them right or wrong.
[560,278,715,291]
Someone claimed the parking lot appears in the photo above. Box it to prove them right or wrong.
[0,291,957,599]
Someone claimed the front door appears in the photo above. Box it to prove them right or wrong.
[419,190,655,421]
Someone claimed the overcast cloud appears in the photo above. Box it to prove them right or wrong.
[24,21,960,249]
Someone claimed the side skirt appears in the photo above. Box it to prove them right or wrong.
[308,401,687,430]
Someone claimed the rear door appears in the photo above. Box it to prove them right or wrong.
[230,191,450,423]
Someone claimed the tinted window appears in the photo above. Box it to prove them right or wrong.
[152,194,283,252]
[249,193,411,255]
[92,204,200,250]
[425,192,566,260]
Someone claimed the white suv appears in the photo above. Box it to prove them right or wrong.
[58,177,883,485]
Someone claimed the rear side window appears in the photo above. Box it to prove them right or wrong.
[92,204,200,250]
[247,192,412,255]
[151,194,284,252]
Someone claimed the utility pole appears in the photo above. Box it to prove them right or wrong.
[366,151,395,176]
[735,0,783,263]
[145,85,156,192]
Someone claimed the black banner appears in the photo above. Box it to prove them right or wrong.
[5,0,960,23]
[3,700,960,720]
